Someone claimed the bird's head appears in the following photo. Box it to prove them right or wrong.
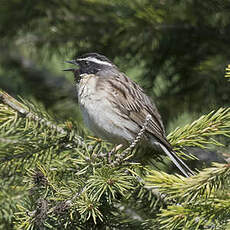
[64,53,115,82]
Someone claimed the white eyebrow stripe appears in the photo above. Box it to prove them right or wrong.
[77,57,113,66]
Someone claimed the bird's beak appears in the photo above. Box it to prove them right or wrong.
[63,60,78,71]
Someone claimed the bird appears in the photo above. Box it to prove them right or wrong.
[64,53,194,177]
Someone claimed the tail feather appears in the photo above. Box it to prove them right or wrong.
[159,143,194,177]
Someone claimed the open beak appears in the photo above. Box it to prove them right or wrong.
[63,60,78,71]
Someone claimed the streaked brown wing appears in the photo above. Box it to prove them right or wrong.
[105,73,172,149]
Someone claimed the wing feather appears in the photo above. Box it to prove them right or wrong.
[104,73,172,149]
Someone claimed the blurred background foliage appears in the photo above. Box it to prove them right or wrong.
[0,0,229,130]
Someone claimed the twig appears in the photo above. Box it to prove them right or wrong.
[0,90,85,147]
[0,137,18,144]
[112,114,152,166]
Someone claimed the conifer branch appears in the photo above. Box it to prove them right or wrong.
[167,107,230,149]
[1,87,229,229]
[145,162,230,229]
[0,89,85,147]
[158,198,230,230]
[145,162,230,202]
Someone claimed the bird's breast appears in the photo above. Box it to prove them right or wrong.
[77,77,139,144]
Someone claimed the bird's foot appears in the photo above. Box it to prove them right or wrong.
[108,144,123,164]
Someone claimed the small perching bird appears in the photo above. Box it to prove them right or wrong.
[64,53,194,177]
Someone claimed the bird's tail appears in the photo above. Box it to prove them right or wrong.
[159,143,194,177]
